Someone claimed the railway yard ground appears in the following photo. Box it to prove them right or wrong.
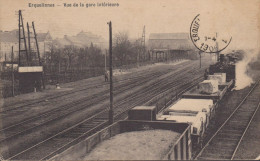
[0,58,210,160]
[1,60,188,110]
[0,57,260,160]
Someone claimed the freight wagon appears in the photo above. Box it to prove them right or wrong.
[157,111,205,146]
[181,79,233,103]
[156,98,214,145]
[158,98,214,128]
[50,120,192,160]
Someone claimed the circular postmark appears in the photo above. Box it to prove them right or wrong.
[190,14,232,53]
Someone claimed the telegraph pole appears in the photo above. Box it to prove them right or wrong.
[18,11,21,66]
[18,10,29,66]
[11,46,15,97]
[107,21,114,124]
[20,12,28,64]
[216,41,219,62]
[199,51,202,68]
[141,25,145,60]
[105,50,107,71]
[32,22,41,66]
[27,22,31,65]
[32,21,45,89]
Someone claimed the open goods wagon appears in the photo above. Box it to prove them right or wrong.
[157,98,215,145]
[181,80,233,103]
[50,120,192,160]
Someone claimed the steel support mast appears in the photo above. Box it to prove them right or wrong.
[18,10,29,66]
[32,21,45,89]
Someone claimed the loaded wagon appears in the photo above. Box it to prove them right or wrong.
[181,85,226,102]
[157,110,205,146]
[156,98,216,146]
[164,98,215,126]
[50,106,192,160]
[50,120,192,160]
[182,73,233,103]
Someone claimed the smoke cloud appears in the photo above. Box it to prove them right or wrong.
[235,49,259,90]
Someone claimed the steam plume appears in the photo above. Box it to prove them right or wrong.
[235,49,259,90]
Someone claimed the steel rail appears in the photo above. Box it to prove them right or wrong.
[2,60,191,113]
[0,62,194,137]
[231,102,260,160]
[40,76,204,160]
[6,69,205,160]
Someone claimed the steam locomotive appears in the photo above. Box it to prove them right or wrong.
[209,54,236,84]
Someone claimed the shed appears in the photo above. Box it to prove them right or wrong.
[18,66,43,93]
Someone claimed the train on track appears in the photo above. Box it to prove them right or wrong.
[157,54,236,147]
[49,54,237,160]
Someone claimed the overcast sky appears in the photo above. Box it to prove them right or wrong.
[0,0,259,51]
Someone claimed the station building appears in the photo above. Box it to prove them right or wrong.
[148,33,198,61]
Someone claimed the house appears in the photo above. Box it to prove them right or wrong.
[0,30,53,63]
[53,31,107,49]
[0,30,19,62]
[37,32,53,55]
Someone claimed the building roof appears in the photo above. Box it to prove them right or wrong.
[37,32,52,42]
[76,31,106,44]
[0,30,18,42]
[148,33,195,50]
[53,31,107,48]
[53,37,72,47]
[0,30,51,43]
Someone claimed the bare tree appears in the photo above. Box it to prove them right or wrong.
[113,32,133,66]
[63,45,77,71]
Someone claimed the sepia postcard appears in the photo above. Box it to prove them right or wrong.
[0,0,259,160]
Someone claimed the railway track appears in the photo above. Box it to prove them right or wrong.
[0,61,196,132]
[0,68,189,143]
[2,62,189,115]
[195,79,260,160]
[1,61,190,113]
[8,74,204,160]
[1,60,193,114]
[2,62,208,160]
[0,69,168,129]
